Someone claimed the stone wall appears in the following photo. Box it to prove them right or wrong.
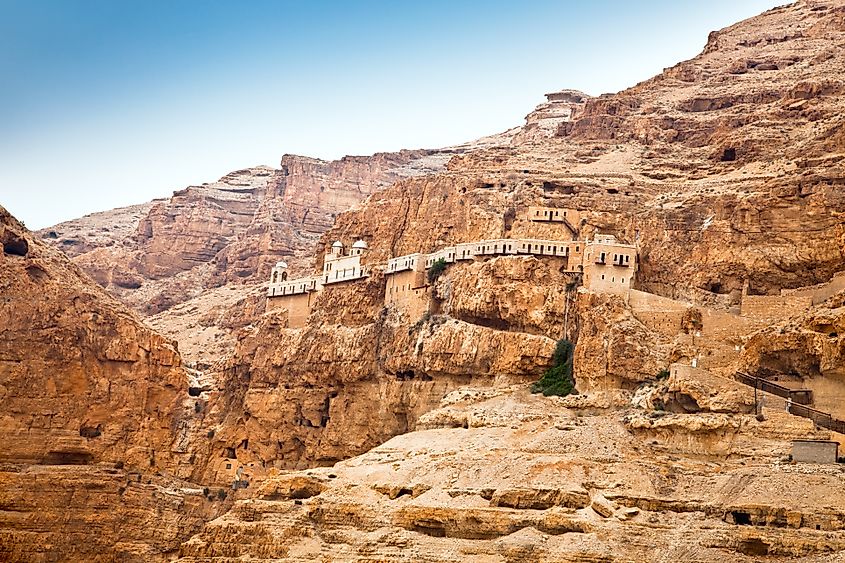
[740,294,814,323]
[783,271,845,306]
[266,291,315,328]
[629,289,687,335]
[792,440,839,464]
[385,269,430,321]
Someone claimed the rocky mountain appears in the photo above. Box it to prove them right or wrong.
[3,1,845,561]
[182,1,845,559]
[40,137,514,366]
[0,205,226,561]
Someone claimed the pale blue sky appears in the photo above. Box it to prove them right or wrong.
[0,0,781,228]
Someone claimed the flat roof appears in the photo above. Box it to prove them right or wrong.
[793,439,840,445]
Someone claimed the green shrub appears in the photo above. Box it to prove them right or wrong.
[427,258,448,284]
[531,339,575,397]
[656,368,670,380]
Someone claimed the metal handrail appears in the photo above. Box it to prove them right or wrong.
[735,371,845,433]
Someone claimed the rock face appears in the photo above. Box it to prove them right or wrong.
[176,389,845,562]
[40,145,507,365]
[6,1,845,561]
[0,205,188,470]
[193,261,568,484]
[741,290,845,418]
[0,206,228,561]
[324,0,845,305]
[172,2,845,557]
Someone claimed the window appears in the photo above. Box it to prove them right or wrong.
[576,246,579,252]
[612,277,615,282]
[622,278,625,284]
[601,274,605,280]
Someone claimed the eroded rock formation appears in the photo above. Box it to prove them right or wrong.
[5,1,845,560]
[0,206,227,561]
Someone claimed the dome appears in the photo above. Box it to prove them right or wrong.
[275,261,288,269]
[352,240,368,249]
[331,240,344,249]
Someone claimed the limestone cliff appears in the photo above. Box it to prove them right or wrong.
[40,145,505,366]
[0,206,226,561]
[177,388,842,562]
[6,1,845,560]
[0,205,187,469]
[324,0,845,304]
[192,261,569,484]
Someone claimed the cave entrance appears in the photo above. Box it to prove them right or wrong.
[1,234,28,257]
[721,148,737,162]
[732,511,752,525]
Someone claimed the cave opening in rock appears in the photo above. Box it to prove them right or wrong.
[738,538,769,556]
[665,392,702,413]
[396,370,416,381]
[721,148,737,161]
[1,234,28,257]
[732,511,752,525]
[79,425,102,439]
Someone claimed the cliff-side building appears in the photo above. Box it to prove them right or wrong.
[266,226,638,326]
[267,239,370,327]
[582,234,637,295]
[385,252,429,318]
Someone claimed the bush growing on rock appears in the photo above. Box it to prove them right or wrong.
[427,258,447,283]
[531,339,575,397]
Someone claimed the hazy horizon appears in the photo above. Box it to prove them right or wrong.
[1,0,781,229]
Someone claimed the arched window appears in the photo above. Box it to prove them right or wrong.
[282,271,288,281]
[272,271,278,283]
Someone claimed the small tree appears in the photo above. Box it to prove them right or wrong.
[427,258,448,284]
[531,339,575,397]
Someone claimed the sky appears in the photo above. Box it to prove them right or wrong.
[0,0,782,229]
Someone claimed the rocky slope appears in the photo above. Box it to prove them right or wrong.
[326,0,845,304]
[175,1,845,558]
[177,388,842,562]
[188,258,573,485]
[4,1,845,561]
[0,206,227,561]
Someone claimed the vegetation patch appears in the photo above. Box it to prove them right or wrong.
[427,258,448,284]
[531,339,575,397]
